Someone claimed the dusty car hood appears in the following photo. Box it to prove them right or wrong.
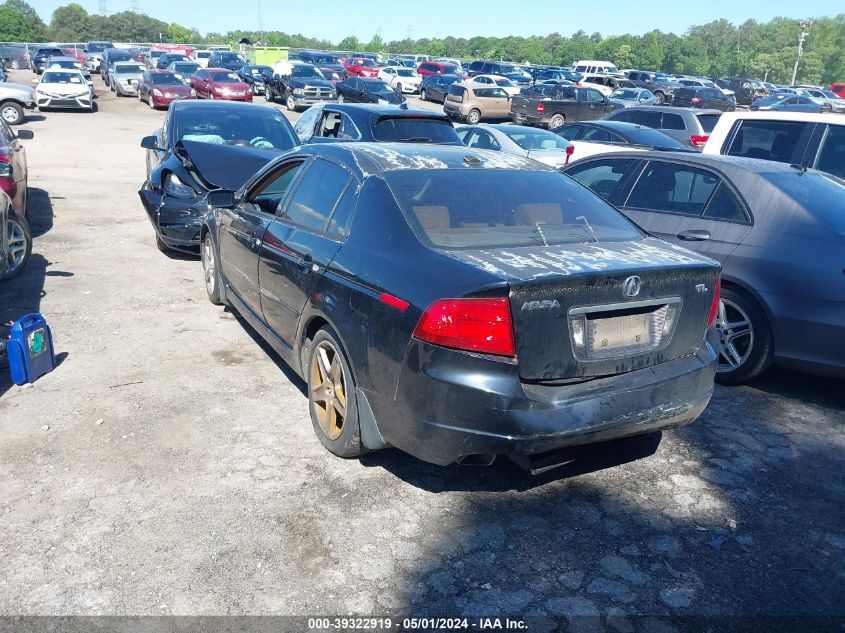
[0,82,35,96]
[179,140,279,191]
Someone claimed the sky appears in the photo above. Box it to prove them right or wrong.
[30,0,840,41]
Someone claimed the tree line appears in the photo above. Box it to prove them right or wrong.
[0,0,842,84]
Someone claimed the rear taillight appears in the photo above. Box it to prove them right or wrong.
[707,277,721,328]
[690,135,709,146]
[565,144,574,164]
[536,102,544,113]
[413,298,515,357]
[691,97,702,104]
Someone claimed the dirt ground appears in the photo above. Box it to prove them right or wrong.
[0,69,843,631]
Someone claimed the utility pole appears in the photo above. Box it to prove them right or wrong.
[257,0,264,44]
[790,20,811,86]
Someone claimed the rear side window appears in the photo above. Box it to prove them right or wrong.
[284,160,351,233]
[702,183,748,223]
[638,111,662,129]
[610,109,638,124]
[625,161,720,216]
[724,120,807,163]
[566,158,639,200]
[813,124,845,179]
[763,171,845,233]
[662,113,686,131]
[386,169,642,249]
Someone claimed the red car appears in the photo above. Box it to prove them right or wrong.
[0,119,31,215]
[831,83,845,98]
[138,70,196,109]
[190,68,253,101]
[343,57,379,78]
[416,61,462,77]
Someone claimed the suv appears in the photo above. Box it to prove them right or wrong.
[606,106,721,148]
[101,49,134,83]
[715,78,766,107]
[0,82,36,126]
[444,82,512,124]
[30,47,66,74]
[419,74,463,103]
[701,111,845,179]
[626,70,682,104]
[671,86,735,112]
[476,61,530,85]
[208,51,247,71]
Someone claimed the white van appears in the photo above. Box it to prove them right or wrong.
[572,60,620,75]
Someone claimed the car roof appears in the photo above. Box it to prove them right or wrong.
[322,102,451,120]
[295,142,549,177]
[614,106,722,116]
[46,56,79,62]
[711,110,840,125]
[572,150,814,175]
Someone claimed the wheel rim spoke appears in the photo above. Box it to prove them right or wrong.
[310,341,346,440]
[716,299,754,373]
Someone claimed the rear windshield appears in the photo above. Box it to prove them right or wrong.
[505,129,571,150]
[219,53,245,63]
[372,118,460,144]
[696,114,720,134]
[762,171,845,232]
[386,169,642,249]
[624,127,687,148]
[115,64,144,74]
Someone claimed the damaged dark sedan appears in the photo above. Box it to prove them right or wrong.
[138,100,298,253]
[200,143,721,471]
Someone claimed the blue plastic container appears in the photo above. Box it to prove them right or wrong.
[7,313,56,385]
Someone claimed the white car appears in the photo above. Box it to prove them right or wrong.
[33,69,93,111]
[456,123,575,169]
[377,66,421,93]
[470,74,521,96]
[192,50,213,68]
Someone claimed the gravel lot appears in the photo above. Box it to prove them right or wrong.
[1,70,843,630]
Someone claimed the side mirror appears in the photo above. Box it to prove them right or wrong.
[208,189,236,209]
[16,129,33,140]
[140,135,160,150]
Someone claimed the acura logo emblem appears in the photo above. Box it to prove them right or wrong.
[623,276,642,297]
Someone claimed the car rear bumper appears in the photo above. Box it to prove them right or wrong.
[511,112,550,126]
[371,339,717,465]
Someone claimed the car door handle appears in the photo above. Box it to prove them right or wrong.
[676,230,711,241]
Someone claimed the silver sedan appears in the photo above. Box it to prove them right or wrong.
[455,123,575,169]
[110,62,145,96]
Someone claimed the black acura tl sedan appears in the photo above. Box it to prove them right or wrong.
[200,143,721,470]
[138,101,299,253]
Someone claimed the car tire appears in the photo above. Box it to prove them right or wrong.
[148,95,155,109]
[0,102,24,126]
[396,82,403,94]
[337,94,344,103]
[548,113,565,130]
[654,91,666,105]
[714,286,774,385]
[286,94,297,111]
[10,60,20,70]
[420,88,427,101]
[201,234,224,306]
[466,108,481,124]
[265,85,274,102]
[3,211,32,280]
[306,326,366,458]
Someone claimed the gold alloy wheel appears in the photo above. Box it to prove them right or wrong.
[310,340,348,441]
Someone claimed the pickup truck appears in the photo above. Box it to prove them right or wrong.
[626,71,683,104]
[510,85,614,130]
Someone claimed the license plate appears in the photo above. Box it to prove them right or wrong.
[587,313,651,352]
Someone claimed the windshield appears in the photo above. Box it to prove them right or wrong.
[763,171,845,232]
[41,71,84,84]
[251,66,272,76]
[355,59,375,67]
[387,170,642,249]
[313,55,338,64]
[506,129,571,150]
[175,108,298,150]
[494,78,515,87]
[624,127,686,148]
[48,60,80,69]
[151,73,185,85]
[611,89,641,100]
[115,64,144,74]
[220,53,245,63]
[397,68,418,77]
[149,50,165,58]
[212,72,243,83]
[196,52,211,58]
[87,42,111,53]
[372,118,460,144]
[498,65,519,75]
[291,65,325,79]
[365,81,393,94]
[172,63,199,73]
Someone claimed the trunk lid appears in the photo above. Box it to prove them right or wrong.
[450,238,719,381]
[510,94,535,114]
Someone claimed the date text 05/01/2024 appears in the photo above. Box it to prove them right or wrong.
[306,617,529,630]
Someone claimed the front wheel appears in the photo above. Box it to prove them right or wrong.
[714,287,773,384]
[286,94,297,111]
[0,101,24,126]
[306,327,366,458]
[201,234,224,306]
[337,93,345,103]
[265,85,274,102]
[654,91,666,105]
[466,108,481,124]
[420,88,427,101]
[3,211,32,279]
